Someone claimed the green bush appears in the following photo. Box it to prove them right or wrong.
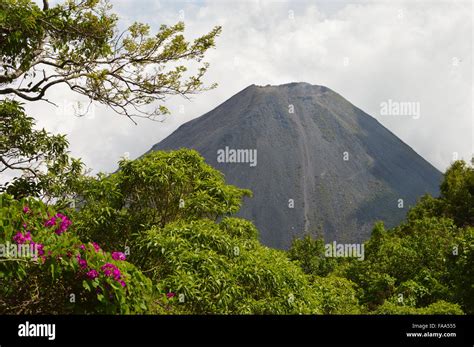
[311,275,362,314]
[345,216,463,310]
[73,149,251,255]
[0,194,154,314]
[288,234,337,276]
[137,217,322,314]
[374,300,463,315]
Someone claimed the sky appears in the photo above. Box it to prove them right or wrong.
[27,0,473,174]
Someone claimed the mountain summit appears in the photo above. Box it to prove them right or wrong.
[150,83,442,249]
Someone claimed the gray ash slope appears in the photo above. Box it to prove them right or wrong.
[150,82,442,249]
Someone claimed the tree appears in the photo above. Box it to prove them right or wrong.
[0,99,84,201]
[311,275,361,314]
[0,0,221,121]
[287,234,337,276]
[446,226,474,314]
[0,0,221,199]
[440,160,474,227]
[345,216,462,310]
[66,149,325,314]
[73,149,252,256]
[339,160,474,314]
[373,300,463,315]
[408,160,474,227]
[137,217,323,314]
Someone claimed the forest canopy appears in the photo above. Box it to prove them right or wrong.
[1,142,472,314]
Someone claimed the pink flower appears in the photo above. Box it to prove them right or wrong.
[44,216,56,227]
[22,206,30,213]
[101,263,121,280]
[79,259,88,269]
[79,244,86,250]
[92,242,101,252]
[12,232,23,244]
[31,242,45,256]
[111,252,126,261]
[44,213,72,235]
[119,280,126,287]
[166,292,176,299]
[13,231,31,244]
[86,269,99,279]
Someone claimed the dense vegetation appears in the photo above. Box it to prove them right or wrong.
[1,0,472,315]
[1,127,472,314]
[0,145,324,314]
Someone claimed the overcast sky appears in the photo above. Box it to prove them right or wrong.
[28,0,472,174]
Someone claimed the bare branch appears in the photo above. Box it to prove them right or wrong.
[0,156,39,177]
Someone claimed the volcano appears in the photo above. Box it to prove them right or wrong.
[149,83,442,249]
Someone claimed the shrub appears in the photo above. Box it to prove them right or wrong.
[0,194,154,314]
[288,234,338,276]
[311,275,362,314]
[346,216,462,310]
[137,217,322,314]
[374,300,463,315]
[73,149,251,255]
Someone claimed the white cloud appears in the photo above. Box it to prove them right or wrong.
[25,0,473,173]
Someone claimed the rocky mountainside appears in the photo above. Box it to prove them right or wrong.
[150,83,442,249]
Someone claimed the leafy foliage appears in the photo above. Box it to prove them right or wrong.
[439,160,474,227]
[0,0,221,120]
[373,300,463,315]
[73,149,251,255]
[138,217,322,314]
[340,161,474,314]
[408,160,474,227]
[1,119,472,315]
[446,226,474,313]
[344,217,466,311]
[311,275,361,314]
[0,194,154,314]
[0,99,84,201]
[288,234,337,276]
[284,160,474,315]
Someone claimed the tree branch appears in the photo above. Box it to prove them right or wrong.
[0,156,39,177]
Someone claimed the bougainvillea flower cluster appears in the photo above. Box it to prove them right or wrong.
[111,252,126,261]
[44,213,72,235]
[101,262,126,287]
[76,243,128,287]
[19,206,130,293]
[12,231,45,261]
[92,242,101,252]
[86,269,99,279]
[13,231,32,244]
